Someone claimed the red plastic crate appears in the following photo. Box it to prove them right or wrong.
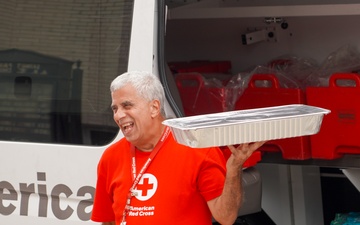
[175,73,228,116]
[306,73,360,159]
[235,74,310,160]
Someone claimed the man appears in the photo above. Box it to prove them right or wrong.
[91,71,265,225]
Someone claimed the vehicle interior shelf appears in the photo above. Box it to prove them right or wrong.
[169,2,360,19]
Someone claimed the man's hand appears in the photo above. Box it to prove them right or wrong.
[226,141,266,171]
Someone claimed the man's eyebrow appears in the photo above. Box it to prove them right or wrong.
[111,100,134,108]
[121,100,134,106]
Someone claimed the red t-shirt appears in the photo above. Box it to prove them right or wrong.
[91,132,226,225]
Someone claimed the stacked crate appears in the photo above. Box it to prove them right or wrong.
[306,73,360,159]
[173,60,360,161]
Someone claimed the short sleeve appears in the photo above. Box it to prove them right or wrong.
[197,147,226,201]
[91,158,115,222]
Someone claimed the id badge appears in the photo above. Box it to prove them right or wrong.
[121,222,126,225]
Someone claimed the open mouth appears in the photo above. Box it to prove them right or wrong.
[121,122,134,134]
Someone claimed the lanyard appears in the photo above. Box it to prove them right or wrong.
[121,126,171,224]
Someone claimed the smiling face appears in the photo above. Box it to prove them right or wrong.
[111,84,162,150]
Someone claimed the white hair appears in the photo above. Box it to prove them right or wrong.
[110,71,166,117]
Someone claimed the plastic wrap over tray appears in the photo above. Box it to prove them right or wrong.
[163,104,330,148]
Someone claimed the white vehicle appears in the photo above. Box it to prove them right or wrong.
[0,0,359,225]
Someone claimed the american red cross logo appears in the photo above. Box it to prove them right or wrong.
[135,173,157,201]
[137,177,154,196]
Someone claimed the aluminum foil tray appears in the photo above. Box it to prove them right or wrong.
[163,104,330,148]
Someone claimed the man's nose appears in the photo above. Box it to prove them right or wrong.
[114,109,126,120]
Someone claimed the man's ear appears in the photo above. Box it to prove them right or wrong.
[150,99,161,118]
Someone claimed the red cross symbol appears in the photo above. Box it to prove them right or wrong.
[137,178,154,196]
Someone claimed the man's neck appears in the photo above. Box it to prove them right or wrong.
[135,124,166,152]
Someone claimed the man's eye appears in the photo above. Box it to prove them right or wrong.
[122,102,133,109]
